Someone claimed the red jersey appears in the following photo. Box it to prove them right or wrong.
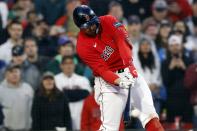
[77,15,134,84]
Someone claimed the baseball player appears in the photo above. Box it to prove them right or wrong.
[73,5,164,131]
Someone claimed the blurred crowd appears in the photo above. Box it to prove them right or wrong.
[0,0,197,130]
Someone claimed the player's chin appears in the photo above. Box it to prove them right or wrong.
[86,32,97,37]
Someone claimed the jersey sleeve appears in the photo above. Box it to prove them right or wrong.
[77,45,119,85]
[106,15,133,66]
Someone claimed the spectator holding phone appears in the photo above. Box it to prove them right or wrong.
[161,35,193,123]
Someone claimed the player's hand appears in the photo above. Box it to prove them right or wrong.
[119,77,133,89]
[114,78,132,89]
[123,68,137,87]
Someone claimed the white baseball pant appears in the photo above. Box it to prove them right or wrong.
[94,68,158,131]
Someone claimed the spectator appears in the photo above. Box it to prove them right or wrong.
[127,15,142,44]
[187,0,197,35]
[0,13,8,45]
[0,1,8,28]
[9,0,34,22]
[32,20,49,41]
[0,60,6,81]
[121,0,154,20]
[143,18,158,41]
[24,37,50,73]
[0,64,34,131]
[127,15,142,59]
[32,20,59,57]
[0,20,23,64]
[56,0,81,37]
[47,36,87,75]
[155,20,172,49]
[127,15,144,63]
[155,20,172,62]
[184,63,197,128]
[10,45,41,90]
[161,35,193,123]
[185,19,197,62]
[34,0,66,25]
[171,29,187,46]
[32,72,72,131]
[108,1,127,26]
[134,38,162,113]
[141,18,160,69]
[0,13,2,29]
[0,104,3,129]
[32,20,49,39]
[80,93,101,131]
[167,0,193,23]
[47,36,75,74]
[173,20,190,40]
[151,0,168,23]
[88,0,111,16]
[81,93,125,131]
[55,55,91,130]
[185,19,197,61]
[192,0,197,19]
[23,10,40,37]
[0,1,9,44]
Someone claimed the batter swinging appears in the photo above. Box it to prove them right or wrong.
[73,5,164,131]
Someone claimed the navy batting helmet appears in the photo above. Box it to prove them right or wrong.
[73,5,100,29]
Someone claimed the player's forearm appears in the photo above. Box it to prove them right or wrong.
[114,27,133,66]
[100,70,119,85]
[114,78,121,86]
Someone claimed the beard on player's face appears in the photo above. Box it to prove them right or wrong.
[81,24,98,37]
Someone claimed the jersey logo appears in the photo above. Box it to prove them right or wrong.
[113,22,122,28]
[101,46,114,61]
[93,42,97,48]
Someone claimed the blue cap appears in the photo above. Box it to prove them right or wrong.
[128,15,141,25]
[58,36,72,46]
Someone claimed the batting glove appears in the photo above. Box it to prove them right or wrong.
[124,68,137,87]
[119,77,133,89]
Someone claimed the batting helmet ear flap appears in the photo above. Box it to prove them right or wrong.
[73,5,100,29]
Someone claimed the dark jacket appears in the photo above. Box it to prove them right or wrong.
[0,14,8,45]
[161,52,193,122]
[32,91,72,130]
[20,60,41,90]
[88,0,111,16]
[34,0,66,25]
[37,36,59,58]
[184,63,197,105]
[28,55,50,74]
[0,104,3,126]
[121,0,154,20]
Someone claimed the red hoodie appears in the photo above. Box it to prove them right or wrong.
[168,0,192,22]
[81,93,125,131]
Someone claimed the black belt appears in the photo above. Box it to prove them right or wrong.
[117,69,124,73]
